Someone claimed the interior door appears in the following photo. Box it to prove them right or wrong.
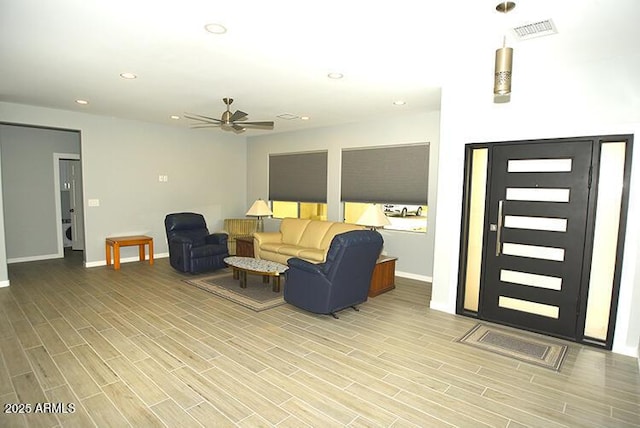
[69,160,85,251]
[481,140,593,339]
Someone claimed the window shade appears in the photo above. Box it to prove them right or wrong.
[341,144,429,205]
[269,151,328,202]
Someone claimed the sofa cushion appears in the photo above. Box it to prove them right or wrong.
[297,248,325,262]
[319,223,364,249]
[297,221,333,249]
[266,245,324,262]
[255,218,365,264]
[281,218,311,245]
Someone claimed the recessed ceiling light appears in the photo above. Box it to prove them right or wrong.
[276,113,299,120]
[327,72,344,79]
[120,72,137,79]
[300,116,310,120]
[393,100,406,106]
[170,115,180,120]
[204,23,227,34]
[75,99,88,105]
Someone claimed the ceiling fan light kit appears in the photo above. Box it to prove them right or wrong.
[185,98,275,133]
[494,1,515,100]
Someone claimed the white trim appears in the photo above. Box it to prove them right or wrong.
[396,270,431,283]
[8,253,63,264]
[611,343,639,359]
[85,252,168,268]
[429,300,455,314]
[0,280,9,288]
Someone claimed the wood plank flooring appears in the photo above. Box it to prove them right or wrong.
[0,251,638,427]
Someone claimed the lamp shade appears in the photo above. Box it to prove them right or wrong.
[246,199,273,217]
[356,204,391,229]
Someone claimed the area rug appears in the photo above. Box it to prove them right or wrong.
[457,323,568,371]
[183,272,285,312]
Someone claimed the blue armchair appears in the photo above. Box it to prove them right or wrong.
[164,212,229,274]
[284,230,383,318]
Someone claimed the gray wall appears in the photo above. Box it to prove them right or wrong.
[0,102,249,270]
[246,110,440,279]
[0,125,80,260]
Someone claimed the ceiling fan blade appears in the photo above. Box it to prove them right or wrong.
[230,110,248,121]
[232,124,246,132]
[191,124,222,129]
[184,113,223,123]
[240,121,274,127]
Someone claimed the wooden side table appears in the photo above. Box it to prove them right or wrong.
[369,256,397,297]
[105,235,154,270]
[235,235,255,258]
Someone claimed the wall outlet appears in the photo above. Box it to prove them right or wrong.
[88,199,100,207]
[158,175,169,182]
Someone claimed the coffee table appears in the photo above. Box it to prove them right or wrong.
[223,256,288,292]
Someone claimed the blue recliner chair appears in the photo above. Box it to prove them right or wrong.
[284,230,383,318]
[164,212,229,274]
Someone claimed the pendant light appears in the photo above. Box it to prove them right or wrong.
[494,2,515,97]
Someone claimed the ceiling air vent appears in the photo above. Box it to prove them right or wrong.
[512,19,557,41]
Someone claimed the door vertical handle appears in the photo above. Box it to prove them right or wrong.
[496,200,503,256]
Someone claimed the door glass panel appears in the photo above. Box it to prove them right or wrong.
[502,242,565,261]
[508,158,572,172]
[499,296,559,319]
[506,188,570,202]
[584,142,626,341]
[500,269,562,290]
[464,148,488,312]
[504,215,567,232]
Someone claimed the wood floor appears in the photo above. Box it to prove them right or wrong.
[1,251,638,427]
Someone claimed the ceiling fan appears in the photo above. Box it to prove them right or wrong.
[185,98,274,133]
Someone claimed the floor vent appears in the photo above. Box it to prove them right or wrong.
[512,19,557,41]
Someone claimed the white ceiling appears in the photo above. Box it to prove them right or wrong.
[1,0,638,135]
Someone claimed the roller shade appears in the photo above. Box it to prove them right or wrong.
[341,144,429,205]
[269,151,328,202]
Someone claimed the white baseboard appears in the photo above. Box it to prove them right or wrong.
[396,270,432,283]
[429,300,455,314]
[7,253,63,264]
[611,344,639,358]
[85,252,169,268]
[0,280,10,288]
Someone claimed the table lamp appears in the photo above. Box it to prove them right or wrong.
[246,199,273,232]
[356,204,391,230]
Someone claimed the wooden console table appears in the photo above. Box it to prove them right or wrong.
[369,256,397,297]
[105,235,154,270]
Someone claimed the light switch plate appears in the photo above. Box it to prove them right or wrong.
[88,199,100,207]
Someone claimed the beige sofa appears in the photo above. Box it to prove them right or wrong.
[254,218,364,264]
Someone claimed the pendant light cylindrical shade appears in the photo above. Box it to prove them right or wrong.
[494,46,513,95]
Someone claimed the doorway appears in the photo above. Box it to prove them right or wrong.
[457,135,633,349]
[0,124,83,264]
[56,155,85,254]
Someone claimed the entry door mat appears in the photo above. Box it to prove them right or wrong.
[183,272,285,312]
[457,323,568,371]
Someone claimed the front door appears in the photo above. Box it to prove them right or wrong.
[481,140,592,339]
